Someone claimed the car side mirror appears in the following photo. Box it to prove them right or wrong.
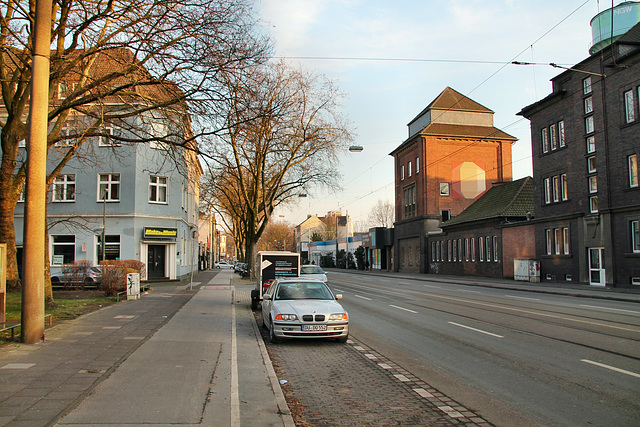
[263,294,271,300]
[335,294,343,300]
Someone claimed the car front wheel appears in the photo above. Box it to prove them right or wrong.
[269,319,279,343]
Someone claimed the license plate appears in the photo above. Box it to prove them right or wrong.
[302,324,327,331]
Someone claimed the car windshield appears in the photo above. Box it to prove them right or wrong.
[301,266,324,274]
[275,282,333,300]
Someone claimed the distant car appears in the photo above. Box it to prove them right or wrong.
[300,264,327,283]
[261,278,348,343]
[215,261,232,269]
[51,266,102,287]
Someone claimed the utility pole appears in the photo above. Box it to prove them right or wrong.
[22,0,52,343]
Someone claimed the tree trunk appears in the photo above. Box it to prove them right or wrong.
[0,155,21,290]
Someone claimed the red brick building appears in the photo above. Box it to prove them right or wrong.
[390,87,516,273]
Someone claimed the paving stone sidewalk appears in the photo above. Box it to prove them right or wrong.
[253,306,491,426]
[0,283,194,427]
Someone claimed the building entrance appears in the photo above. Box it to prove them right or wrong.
[147,245,166,279]
[588,247,606,286]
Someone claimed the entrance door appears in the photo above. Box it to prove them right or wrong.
[588,247,606,286]
[147,245,166,279]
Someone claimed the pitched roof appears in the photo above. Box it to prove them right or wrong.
[408,87,493,126]
[421,123,517,141]
[442,177,534,227]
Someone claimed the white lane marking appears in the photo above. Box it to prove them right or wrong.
[414,388,434,398]
[231,302,240,426]
[334,288,345,293]
[581,359,640,379]
[355,294,372,300]
[579,305,640,315]
[422,284,442,289]
[459,289,481,294]
[448,321,504,338]
[504,295,540,302]
[390,304,418,314]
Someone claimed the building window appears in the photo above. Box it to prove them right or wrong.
[586,136,596,153]
[431,242,436,262]
[453,240,457,262]
[56,124,76,146]
[98,125,123,146]
[563,227,570,255]
[632,220,640,253]
[590,195,598,213]
[51,235,75,265]
[583,77,592,94]
[408,161,412,177]
[541,127,549,153]
[561,173,568,201]
[629,154,638,188]
[588,176,597,194]
[554,229,561,255]
[416,157,420,174]
[441,209,451,222]
[403,185,416,219]
[624,90,636,123]
[441,241,445,262]
[546,229,552,255]
[550,123,557,150]
[486,236,491,261]
[585,116,594,134]
[447,241,451,262]
[400,165,405,181]
[97,235,121,261]
[440,182,450,196]
[552,176,559,202]
[149,175,168,203]
[543,177,551,204]
[465,238,469,262]
[470,238,476,262]
[98,173,120,201]
[584,97,593,114]
[492,236,498,262]
[588,156,596,173]
[479,237,484,262]
[52,174,76,202]
[558,121,565,147]
[458,239,462,262]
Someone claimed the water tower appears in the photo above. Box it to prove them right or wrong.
[590,1,640,55]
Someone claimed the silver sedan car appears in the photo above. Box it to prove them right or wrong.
[261,278,349,343]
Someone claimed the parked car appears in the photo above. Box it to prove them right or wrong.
[300,264,327,283]
[215,261,233,269]
[51,266,102,287]
[261,278,348,343]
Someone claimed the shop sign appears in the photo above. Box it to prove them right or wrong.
[144,227,177,240]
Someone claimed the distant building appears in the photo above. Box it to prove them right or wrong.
[518,14,640,287]
[428,177,536,279]
[295,211,353,262]
[390,87,516,273]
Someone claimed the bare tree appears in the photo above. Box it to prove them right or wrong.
[0,0,268,289]
[257,221,294,252]
[368,199,395,228]
[201,61,354,274]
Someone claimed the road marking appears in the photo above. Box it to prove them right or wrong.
[378,363,393,369]
[504,295,540,302]
[334,288,345,293]
[413,388,434,398]
[438,405,464,418]
[459,289,481,294]
[390,304,418,314]
[231,302,240,426]
[581,359,640,379]
[355,294,372,300]
[579,305,640,315]
[394,374,410,382]
[422,284,442,289]
[448,322,504,338]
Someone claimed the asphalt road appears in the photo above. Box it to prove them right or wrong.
[327,271,640,427]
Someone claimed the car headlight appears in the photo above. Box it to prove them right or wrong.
[275,314,298,321]
[329,313,348,321]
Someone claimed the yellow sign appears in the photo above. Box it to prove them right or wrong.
[144,227,177,239]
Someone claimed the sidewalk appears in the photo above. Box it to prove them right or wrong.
[0,269,294,427]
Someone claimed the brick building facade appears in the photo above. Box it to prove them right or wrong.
[518,22,640,287]
[390,87,516,273]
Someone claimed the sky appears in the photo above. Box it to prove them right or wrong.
[257,0,612,229]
